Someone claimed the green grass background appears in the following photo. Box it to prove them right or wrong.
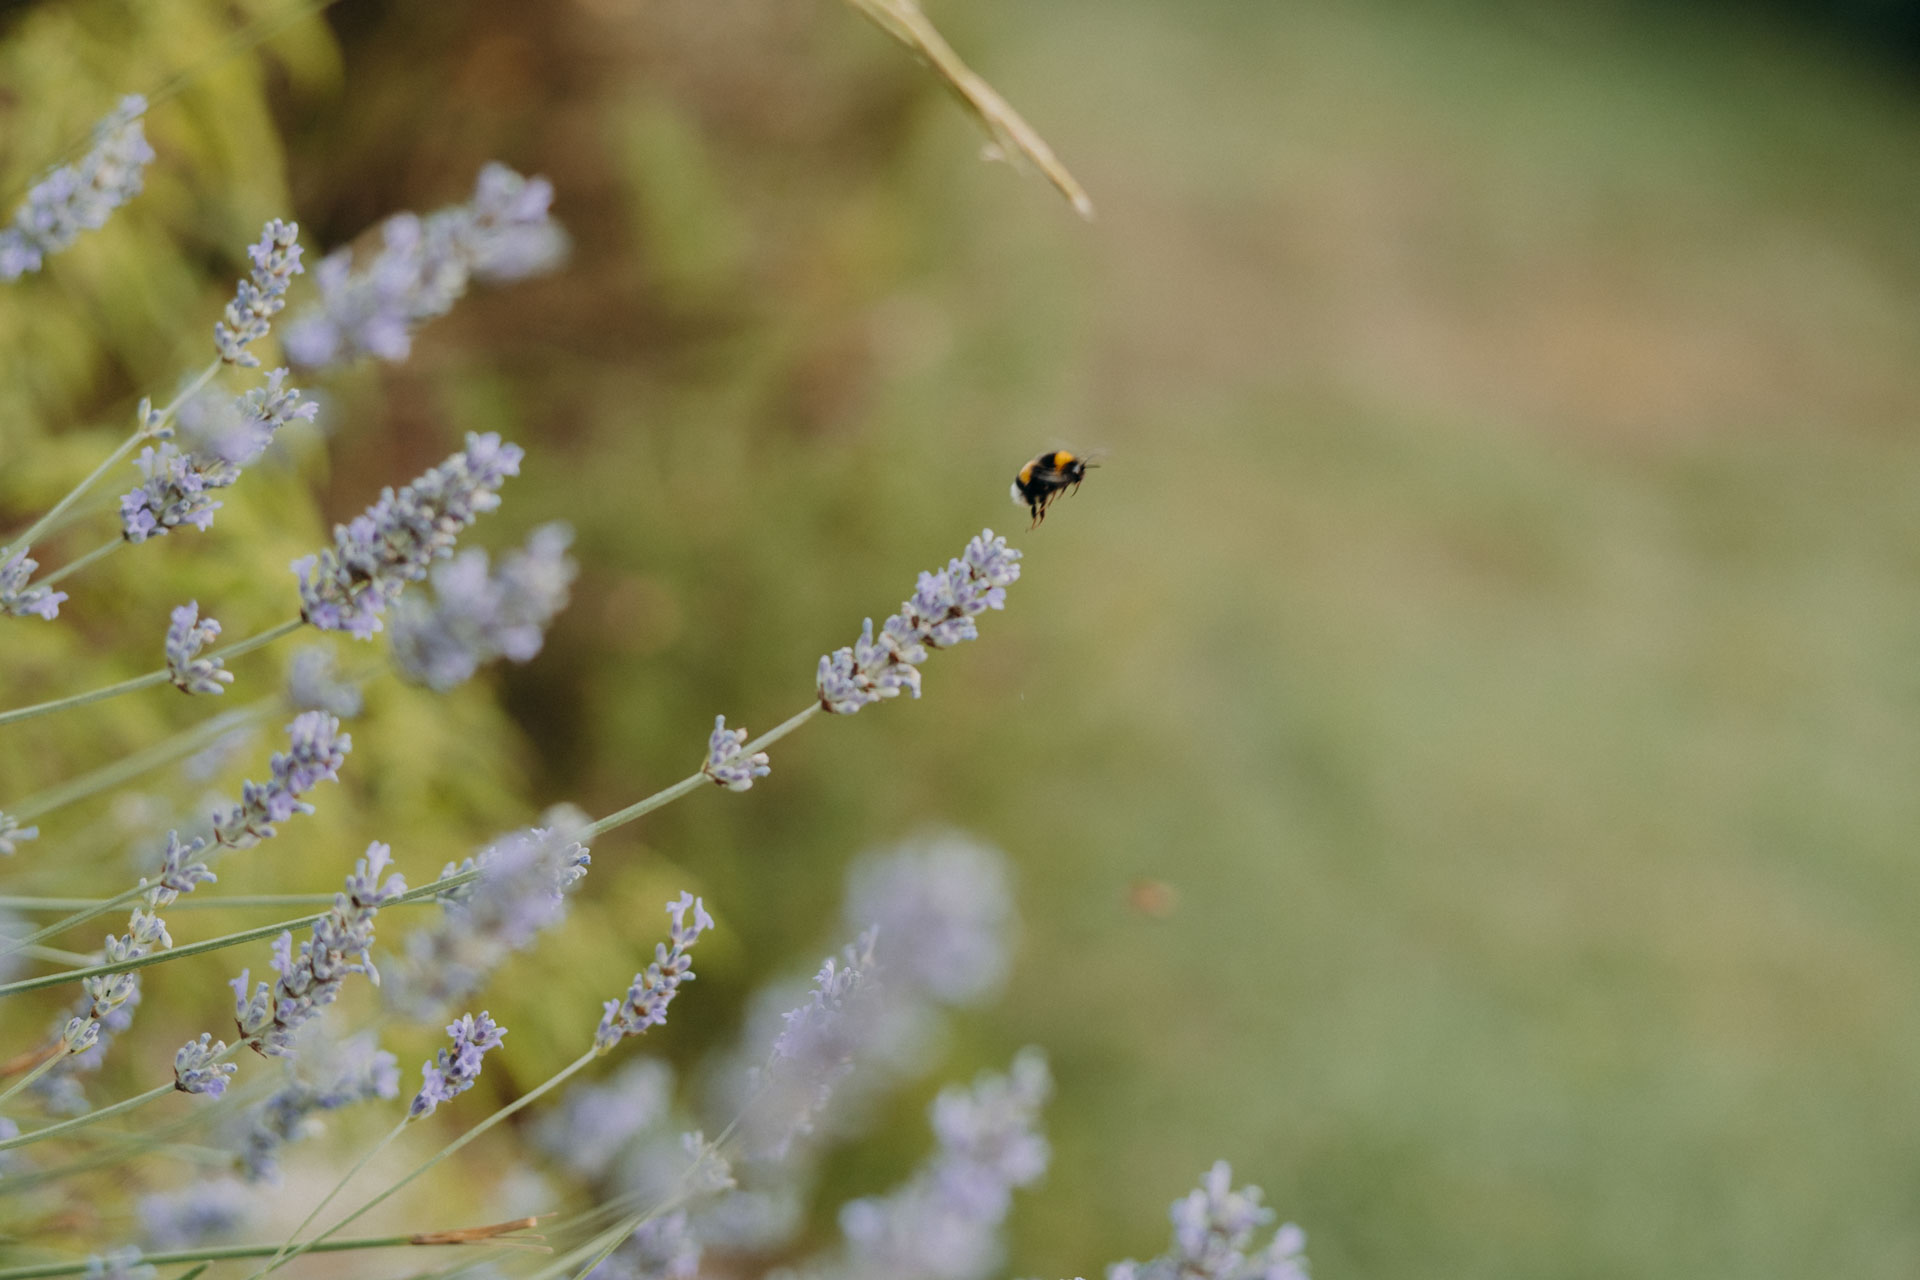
[5,1,1920,1276]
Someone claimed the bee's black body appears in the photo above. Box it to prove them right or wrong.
[1011,450,1092,527]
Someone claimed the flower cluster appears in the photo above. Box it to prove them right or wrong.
[137,1177,252,1250]
[1,549,65,621]
[0,809,39,856]
[386,817,590,1019]
[281,162,566,367]
[588,1210,702,1280]
[702,715,771,791]
[285,645,363,718]
[595,892,714,1052]
[80,1247,155,1280]
[534,1058,676,1183]
[173,1033,236,1099]
[211,711,351,848]
[389,522,577,690]
[231,1032,399,1182]
[164,602,232,695]
[410,1010,507,1118]
[845,831,1014,1006]
[120,372,318,543]
[747,929,881,1158]
[1105,1163,1309,1280]
[817,530,1021,714]
[231,843,406,1056]
[293,432,524,638]
[0,96,154,282]
[214,219,303,365]
[824,1049,1052,1280]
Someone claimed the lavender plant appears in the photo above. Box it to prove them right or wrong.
[0,30,1309,1280]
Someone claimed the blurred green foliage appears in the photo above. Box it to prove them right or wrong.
[5,0,1920,1277]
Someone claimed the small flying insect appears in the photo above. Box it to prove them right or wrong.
[1011,449,1097,527]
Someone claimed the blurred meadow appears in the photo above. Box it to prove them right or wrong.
[4,0,1920,1276]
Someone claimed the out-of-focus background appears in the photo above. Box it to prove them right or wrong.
[5,0,1920,1275]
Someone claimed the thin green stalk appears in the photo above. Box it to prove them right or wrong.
[0,1230,497,1280]
[40,536,121,587]
[0,870,472,997]
[0,1080,177,1151]
[0,1048,66,1111]
[0,881,148,960]
[0,617,302,728]
[4,701,272,824]
[581,702,821,841]
[247,1116,410,1279]
[0,892,339,912]
[1,360,221,565]
[270,1049,599,1273]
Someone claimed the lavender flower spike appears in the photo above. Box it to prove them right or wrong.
[173,1033,237,1098]
[232,842,406,1056]
[1106,1162,1309,1280]
[595,892,714,1052]
[82,1248,156,1280]
[0,96,154,282]
[703,715,770,791]
[120,372,318,543]
[282,162,566,368]
[293,432,524,639]
[410,1011,507,1118]
[1,549,66,620]
[165,602,233,695]
[234,1032,398,1182]
[818,529,1021,714]
[211,711,350,848]
[390,522,577,690]
[215,219,303,365]
[0,810,39,856]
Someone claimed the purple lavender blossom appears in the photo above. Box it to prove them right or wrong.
[214,219,303,366]
[231,842,405,1056]
[595,893,714,1053]
[137,1177,252,1249]
[845,832,1015,1007]
[281,163,566,368]
[533,1058,675,1183]
[1106,1162,1309,1280]
[702,715,770,792]
[173,1033,237,1098]
[586,1210,702,1280]
[389,522,576,690]
[0,96,154,282]
[0,549,66,620]
[292,432,524,639]
[385,816,590,1019]
[817,530,1021,714]
[164,602,232,695]
[285,645,362,718]
[410,1011,507,1118]
[0,810,39,856]
[825,1049,1052,1280]
[232,1030,399,1182]
[120,372,317,543]
[211,711,350,848]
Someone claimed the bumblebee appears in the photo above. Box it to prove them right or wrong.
[1011,450,1095,527]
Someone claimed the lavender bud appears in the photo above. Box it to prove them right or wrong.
[215,219,303,366]
[232,843,404,1056]
[173,1034,237,1098]
[0,810,39,856]
[0,96,154,282]
[286,645,363,717]
[164,602,233,695]
[702,715,770,791]
[410,1011,507,1118]
[0,549,66,620]
[282,162,565,368]
[817,530,1020,714]
[144,831,216,907]
[137,1177,252,1249]
[121,374,316,542]
[211,712,350,848]
[594,892,714,1052]
[390,522,576,690]
[293,433,524,638]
